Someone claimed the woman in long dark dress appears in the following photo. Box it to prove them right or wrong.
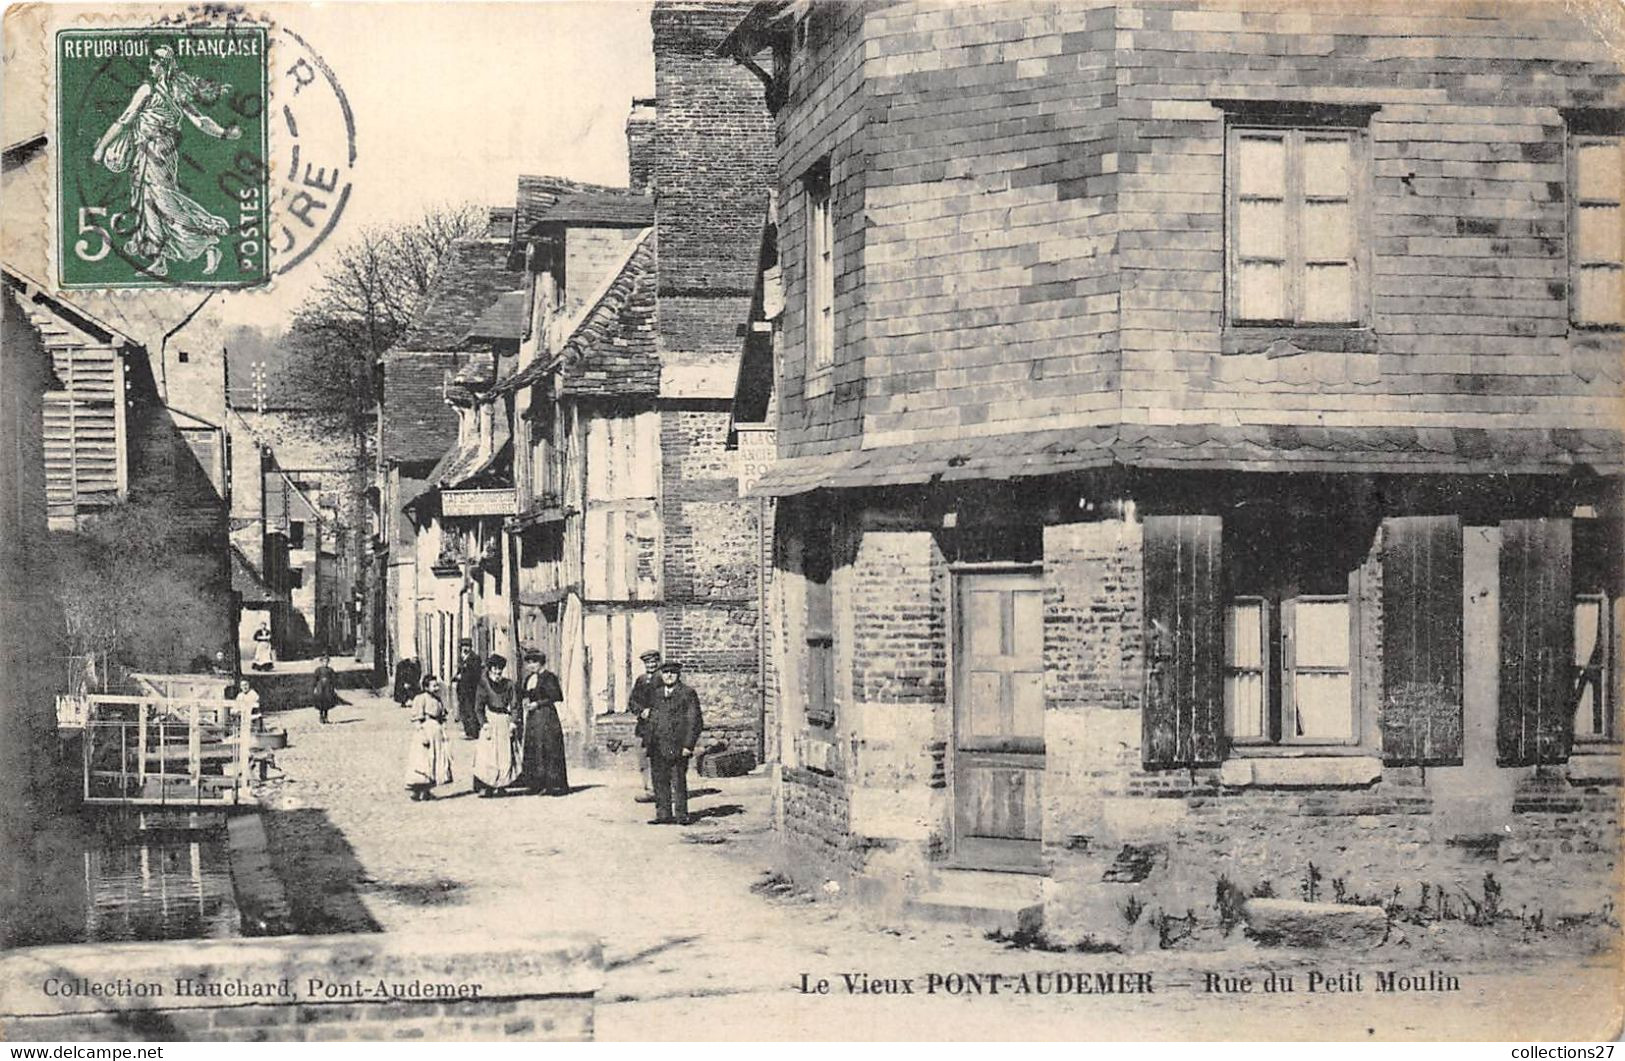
[517,649,568,796]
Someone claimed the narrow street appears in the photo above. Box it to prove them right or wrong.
[250,691,1621,1041]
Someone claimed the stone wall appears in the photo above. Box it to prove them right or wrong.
[659,405,761,756]
[772,492,1621,940]
[0,933,601,1042]
[564,227,647,320]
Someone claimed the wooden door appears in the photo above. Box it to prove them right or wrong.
[953,569,1045,868]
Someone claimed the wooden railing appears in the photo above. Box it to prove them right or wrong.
[81,695,255,806]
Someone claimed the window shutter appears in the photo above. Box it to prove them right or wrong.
[1380,515,1464,764]
[1499,517,1574,765]
[1142,515,1224,767]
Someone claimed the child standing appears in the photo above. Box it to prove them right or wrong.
[405,674,453,801]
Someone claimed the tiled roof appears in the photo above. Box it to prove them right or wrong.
[466,290,528,343]
[380,352,457,465]
[514,175,651,237]
[749,425,1625,497]
[561,230,658,398]
[395,239,524,353]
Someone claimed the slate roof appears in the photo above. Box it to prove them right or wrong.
[380,352,457,465]
[395,238,524,353]
[749,425,1625,497]
[466,290,528,343]
[514,176,652,238]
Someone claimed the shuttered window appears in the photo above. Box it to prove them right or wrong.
[804,524,835,728]
[1381,515,1464,765]
[1143,515,1224,767]
[1499,518,1574,766]
[1228,126,1364,326]
[1571,133,1624,327]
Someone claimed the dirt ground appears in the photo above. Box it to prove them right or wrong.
[250,690,1624,1041]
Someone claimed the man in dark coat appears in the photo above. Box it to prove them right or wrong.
[453,639,483,739]
[639,660,703,825]
[627,649,662,803]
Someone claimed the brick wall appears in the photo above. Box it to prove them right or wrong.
[659,405,761,755]
[0,933,601,1042]
[765,0,1623,458]
[652,1,773,303]
[770,489,1621,938]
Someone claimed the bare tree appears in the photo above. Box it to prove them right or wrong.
[292,200,487,366]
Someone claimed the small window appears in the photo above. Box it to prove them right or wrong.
[804,160,835,373]
[1225,597,1269,742]
[1573,594,1614,741]
[1227,123,1365,327]
[1284,596,1355,743]
[177,350,190,364]
[289,520,305,550]
[1570,131,1623,328]
[288,568,304,589]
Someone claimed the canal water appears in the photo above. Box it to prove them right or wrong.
[19,810,241,945]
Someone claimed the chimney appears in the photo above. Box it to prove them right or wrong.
[626,97,657,193]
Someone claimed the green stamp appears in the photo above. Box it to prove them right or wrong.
[57,26,270,288]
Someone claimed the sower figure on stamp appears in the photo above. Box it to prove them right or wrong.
[90,45,241,277]
[453,638,483,740]
[641,660,703,825]
[627,649,662,803]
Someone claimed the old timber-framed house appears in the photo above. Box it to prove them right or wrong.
[723,0,1624,938]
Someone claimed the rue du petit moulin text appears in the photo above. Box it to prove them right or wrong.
[797,968,1462,997]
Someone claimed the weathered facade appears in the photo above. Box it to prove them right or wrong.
[725,0,1625,939]
[388,2,777,766]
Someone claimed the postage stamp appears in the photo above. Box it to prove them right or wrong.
[55,24,270,288]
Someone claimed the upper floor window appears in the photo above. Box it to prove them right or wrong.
[1568,116,1623,328]
[1223,105,1374,329]
[804,159,835,373]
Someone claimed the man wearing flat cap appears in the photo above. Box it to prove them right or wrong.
[627,649,663,803]
[640,660,703,824]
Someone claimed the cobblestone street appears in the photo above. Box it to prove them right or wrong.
[247,690,1621,1040]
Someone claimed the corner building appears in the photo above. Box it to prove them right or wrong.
[722,0,1625,937]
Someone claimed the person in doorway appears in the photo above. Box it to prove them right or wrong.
[392,656,421,707]
[640,660,703,825]
[404,674,453,800]
[471,653,521,796]
[251,622,275,671]
[453,638,483,740]
[627,650,662,803]
[311,654,339,724]
[517,649,569,795]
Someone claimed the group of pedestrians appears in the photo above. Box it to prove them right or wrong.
[394,641,705,823]
[401,641,570,801]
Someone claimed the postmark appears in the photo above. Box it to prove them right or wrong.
[56,24,271,288]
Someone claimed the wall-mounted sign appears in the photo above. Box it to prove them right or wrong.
[443,488,518,517]
[736,427,776,498]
